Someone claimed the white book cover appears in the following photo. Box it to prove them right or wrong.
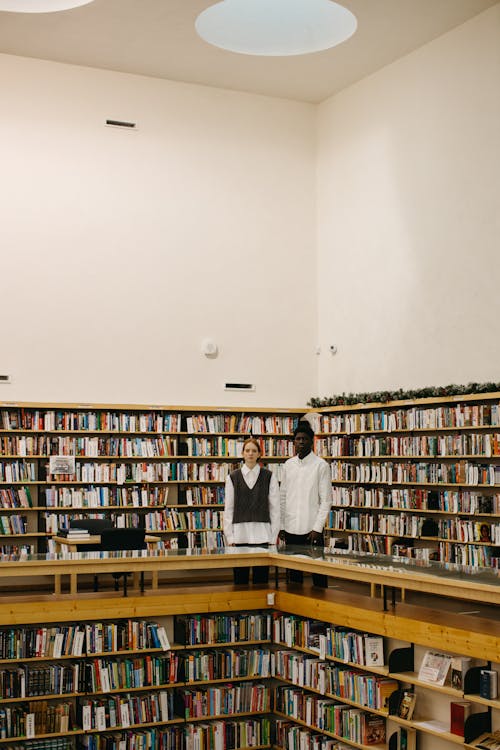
[119,702,131,728]
[160,691,170,721]
[53,633,64,659]
[96,705,107,731]
[100,666,111,693]
[82,705,92,731]
[26,713,35,738]
[72,630,85,656]
[157,626,170,651]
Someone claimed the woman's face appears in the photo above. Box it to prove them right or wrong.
[242,442,260,468]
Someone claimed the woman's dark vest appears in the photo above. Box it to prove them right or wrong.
[230,468,272,524]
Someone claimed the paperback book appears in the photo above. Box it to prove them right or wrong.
[418,651,452,686]
[398,690,416,721]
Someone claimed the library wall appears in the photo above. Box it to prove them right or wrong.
[316,5,500,397]
[0,53,317,408]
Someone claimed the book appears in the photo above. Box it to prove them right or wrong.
[418,650,452,686]
[450,700,471,736]
[473,732,500,749]
[450,656,471,690]
[480,669,498,699]
[364,634,384,667]
[363,713,386,744]
[397,727,417,750]
[398,690,416,721]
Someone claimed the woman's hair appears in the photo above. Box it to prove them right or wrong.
[242,437,261,454]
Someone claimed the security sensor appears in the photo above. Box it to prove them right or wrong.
[201,339,218,358]
[329,345,338,354]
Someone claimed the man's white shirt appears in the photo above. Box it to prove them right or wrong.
[280,452,331,535]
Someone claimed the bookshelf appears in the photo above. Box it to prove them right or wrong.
[310,391,500,567]
[0,576,498,749]
[0,402,303,555]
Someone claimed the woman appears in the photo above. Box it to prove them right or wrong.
[224,437,280,584]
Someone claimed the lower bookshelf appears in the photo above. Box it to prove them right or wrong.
[0,586,497,750]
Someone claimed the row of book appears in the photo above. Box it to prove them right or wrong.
[0,436,179,458]
[311,403,500,434]
[0,648,274,700]
[275,719,351,750]
[0,620,170,660]
[438,542,497,567]
[0,410,184,433]
[330,460,500,485]
[319,433,500,457]
[79,690,174,729]
[80,654,181,694]
[44,462,241,484]
[79,725,184,749]
[275,685,386,745]
[178,487,224,507]
[183,648,271,683]
[332,486,500,513]
[0,515,28,535]
[0,487,33,508]
[272,615,385,669]
[0,662,82,698]
[328,510,500,544]
[0,544,34,557]
[183,717,270,750]
[175,682,269,719]
[0,700,73,738]
[183,437,294,457]
[174,615,272,647]
[184,414,298,435]
[44,486,168,509]
[274,651,397,711]
[0,462,37,483]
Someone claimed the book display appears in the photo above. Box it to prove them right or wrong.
[0,403,302,555]
[312,392,500,566]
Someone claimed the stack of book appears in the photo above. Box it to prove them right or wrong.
[58,528,91,539]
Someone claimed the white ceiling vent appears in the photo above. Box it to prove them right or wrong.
[105,119,137,129]
[224,383,255,392]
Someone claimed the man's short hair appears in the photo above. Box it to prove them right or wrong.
[293,421,314,440]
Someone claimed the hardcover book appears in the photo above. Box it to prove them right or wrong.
[450,700,471,736]
[480,669,498,700]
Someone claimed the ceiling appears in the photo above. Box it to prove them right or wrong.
[0,0,497,103]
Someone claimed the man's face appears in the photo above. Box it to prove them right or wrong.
[294,431,313,459]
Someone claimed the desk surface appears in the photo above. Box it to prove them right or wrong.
[0,547,499,605]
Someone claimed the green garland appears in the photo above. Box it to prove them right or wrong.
[308,381,500,408]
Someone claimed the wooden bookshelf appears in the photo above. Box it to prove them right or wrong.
[0,401,304,555]
[310,391,500,566]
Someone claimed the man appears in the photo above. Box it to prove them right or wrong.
[279,420,332,587]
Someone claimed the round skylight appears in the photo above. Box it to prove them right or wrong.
[195,0,357,57]
[0,0,94,12]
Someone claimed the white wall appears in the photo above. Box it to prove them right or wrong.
[0,54,317,408]
[316,5,500,399]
